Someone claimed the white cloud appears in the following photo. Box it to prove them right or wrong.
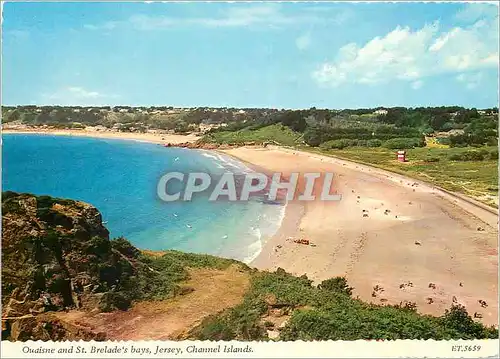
[456,72,483,89]
[296,33,311,51]
[411,80,423,90]
[85,4,351,31]
[313,7,498,87]
[42,87,117,105]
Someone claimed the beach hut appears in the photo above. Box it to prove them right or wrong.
[397,150,406,162]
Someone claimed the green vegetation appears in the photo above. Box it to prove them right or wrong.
[192,105,497,206]
[320,139,383,150]
[317,277,353,296]
[189,268,498,341]
[201,124,303,146]
[382,137,426,149]
[303,124,424,147]
[449,116,498,147]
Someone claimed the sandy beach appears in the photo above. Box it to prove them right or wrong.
[4,129,498,326]
[2,128,200,145]
[222,146,499,326]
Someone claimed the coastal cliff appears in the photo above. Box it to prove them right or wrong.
[1,192,132,340]
[1,192,497,341]
[1,192,247,341]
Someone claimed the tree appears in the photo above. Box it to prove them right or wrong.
[430,113,449,131]
[281,111,307,132]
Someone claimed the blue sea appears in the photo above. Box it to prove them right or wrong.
[2,134,286,262]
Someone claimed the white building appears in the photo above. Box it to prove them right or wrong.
[373,109,388,115]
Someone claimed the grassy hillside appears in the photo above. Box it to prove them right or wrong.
[200,124,303,146]
[2,192,497,341]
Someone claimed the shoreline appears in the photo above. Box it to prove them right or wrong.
[4,129,498,325]
[3,129,287,267]
[2,128,200,145]
[210,149,294,265]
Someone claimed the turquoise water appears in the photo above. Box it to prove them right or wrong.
[2,134,285,262]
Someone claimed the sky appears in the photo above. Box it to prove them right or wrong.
[2,1,499,109]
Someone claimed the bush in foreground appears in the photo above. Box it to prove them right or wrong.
[189,269,498,341]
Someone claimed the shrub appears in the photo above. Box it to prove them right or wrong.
[449,150,486,161]
[319,138,383,150]
[366,139,382,147]
[194,316,236,341]
[264,321,274,328]
[318,277,353,296]
[441,305,493,339]
[320,139,351,150]
[2,191,20,201]
[383,137,425,149]
[488,148,498,160]
[436,137,451,145]
[111,237,140,258]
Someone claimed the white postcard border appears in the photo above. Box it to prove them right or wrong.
[1,339,499,358]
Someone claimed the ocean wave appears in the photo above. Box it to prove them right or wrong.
[241,200,288,264]
[199,150,252,174]
[243,234,263,264]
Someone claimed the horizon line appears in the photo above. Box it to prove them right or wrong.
[2,104,499,110]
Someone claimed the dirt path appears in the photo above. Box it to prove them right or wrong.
[55,265,250,340]
[223,146,498,327]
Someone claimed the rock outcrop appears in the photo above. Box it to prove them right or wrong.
[1,192,140,340]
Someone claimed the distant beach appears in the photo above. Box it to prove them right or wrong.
[2,127,200,145]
